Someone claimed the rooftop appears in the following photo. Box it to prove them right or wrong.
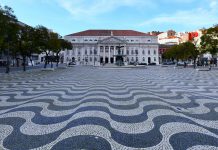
[66,30,153,37]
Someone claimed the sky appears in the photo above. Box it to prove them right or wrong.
[0,0,217,36]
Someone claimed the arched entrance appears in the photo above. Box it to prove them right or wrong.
[116,56,124,66]
[100,57,103,64]
[110,57,114,64]
[148,57,151,64]
[105,57,109,64]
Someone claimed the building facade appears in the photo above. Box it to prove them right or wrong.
[64,30,159,66]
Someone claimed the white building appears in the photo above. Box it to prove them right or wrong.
[158,30,180,45]
[64,30,159,66]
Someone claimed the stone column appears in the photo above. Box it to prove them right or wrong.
[124,46,127,62]
[109,46,111,63]
[96,46,100,66]
[97,46,100,56]
[103,46,106,63]
[113,46,116,64]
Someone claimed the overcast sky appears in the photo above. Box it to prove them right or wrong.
[0,0,217,36]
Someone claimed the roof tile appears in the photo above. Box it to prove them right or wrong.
[66,30,152,36]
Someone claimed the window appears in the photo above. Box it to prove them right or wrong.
[154,50,156,55]
[72,39,76,42]
[131,40,134,42]
[85,50,87,55]
[127,57,129,62]
[78,57,80,61]
[90,50,93,55]
[84,39,88,42]
[135,50,138,55]
[142,50,145,55]
[94,39,98,41]
[100,47,104,52]
[127,50,129,55]
[94,57,97,61]
[136,57,138,62]
[89,39,92,41]
[143,57,145,61]
[110,47,114,52]
[154,57,156,61]
[105,47,109,53]
[131,50,134,55]
[148,50,150,55]
[78,50,81,55]
[94,50,97,55]
[85,57,88,62]
[90,57,92,62]
[131,57,134,61]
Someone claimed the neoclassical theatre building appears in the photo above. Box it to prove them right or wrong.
[64,30,159,66]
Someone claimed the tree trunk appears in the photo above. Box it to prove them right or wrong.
[5,56,10,74]
[5,49,10,74]
[12,56,15,67]
[193,58,196,69]
[23,55,26,71]
[16,58,19,67]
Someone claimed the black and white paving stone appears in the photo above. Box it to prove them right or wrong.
[0,66,218,150]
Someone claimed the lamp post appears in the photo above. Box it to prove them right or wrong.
[94,49,97,66]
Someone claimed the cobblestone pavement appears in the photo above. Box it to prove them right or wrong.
[0,66,218,150]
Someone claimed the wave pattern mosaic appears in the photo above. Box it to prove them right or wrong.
[0,67,218,150]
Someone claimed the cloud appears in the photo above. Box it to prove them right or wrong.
[56,0,155,19]
[210,0,218,9]
[139,0,218,30]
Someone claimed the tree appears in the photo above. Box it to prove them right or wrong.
[200,25,218,57]
[16,25,37,71]
[47,32,60,68]
[163,42,199,68]
[163,45,181,61]
[34,25,50,68]
[26,27,40,67]
[180,42,198,68]
[0,5,18,73]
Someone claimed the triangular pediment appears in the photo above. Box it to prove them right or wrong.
[98,36,126,44]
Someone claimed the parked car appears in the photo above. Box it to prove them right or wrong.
[162,61,175,65]
[176,62,185,66]
[68,62,76,67]
[129,61,137,65]
[138,63,147,66]
[148,62,156,66]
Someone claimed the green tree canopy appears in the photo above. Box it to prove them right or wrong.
[200,25,218,56]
